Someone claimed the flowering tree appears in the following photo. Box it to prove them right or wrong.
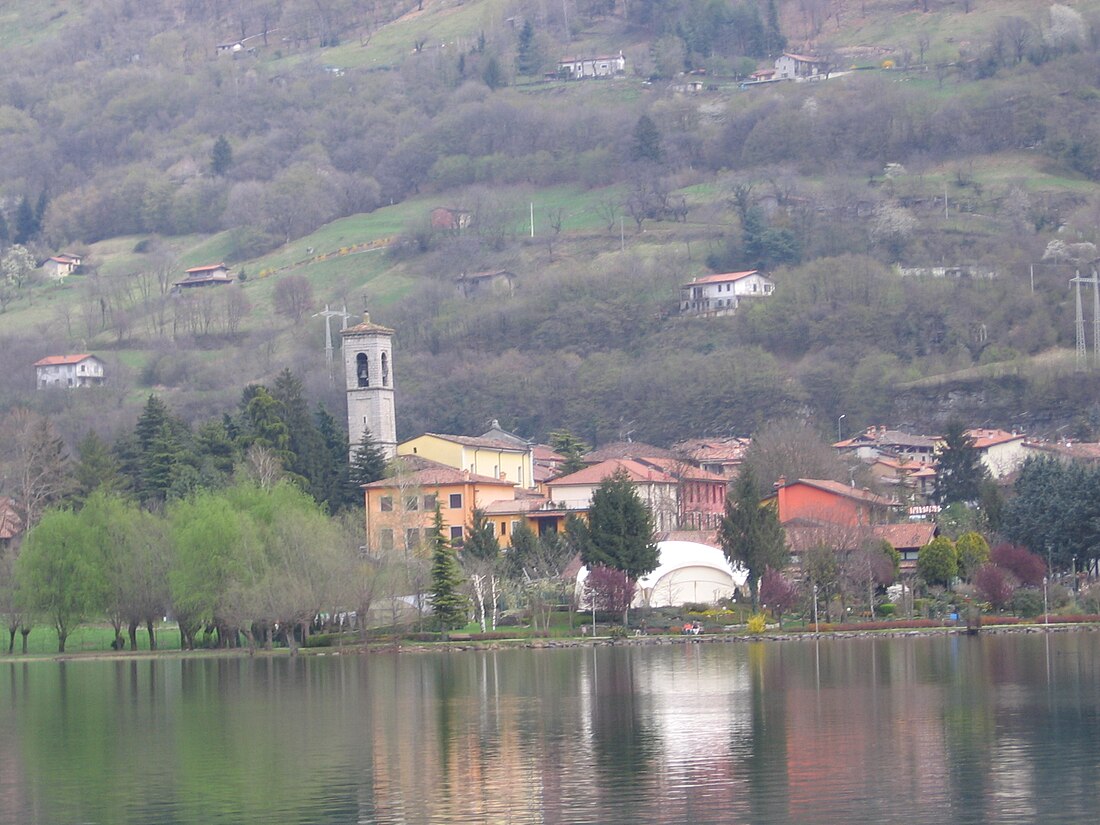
[584,565,635,620]
[759,567,799,627]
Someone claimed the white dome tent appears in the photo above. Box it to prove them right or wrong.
[576,540,748,608]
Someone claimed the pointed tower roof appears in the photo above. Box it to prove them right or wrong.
[341,312,393,336]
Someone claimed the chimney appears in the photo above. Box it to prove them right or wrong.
[363,311,371,324]
[775,475,787,489]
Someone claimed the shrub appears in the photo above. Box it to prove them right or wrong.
[876,603,896,617]
[1011,589,1045,619]
[974,564,1015,609]
[747,613,768,634]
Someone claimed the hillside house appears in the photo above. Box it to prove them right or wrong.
[869,457,937,500]
[34,354,106,389]
[835,427,940,465]
[680,270,775,316]
[398,432,536,489]
[965,428,1027,479]
[456,269,515,298]
[41,253,82,281]
[774,53,829,81]
[674,436,751,480]
[430,207,473,231]
[174,263,233,289]
[362,456,517,552]
[557,51,626,79]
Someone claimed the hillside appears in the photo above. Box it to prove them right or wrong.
[3,0,1100,452]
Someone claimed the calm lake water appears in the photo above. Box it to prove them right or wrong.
[1,632,1098,825]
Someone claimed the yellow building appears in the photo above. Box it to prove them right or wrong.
[363,456,517,553]
[397,432,535,489]
[482,496,576,547]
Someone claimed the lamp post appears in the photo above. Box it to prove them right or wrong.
[813,583,819,632]
[837,414,846,443]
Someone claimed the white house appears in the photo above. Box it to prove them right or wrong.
[557,51,626,79]
[41,253,82,281]
[774,53,829,81]
[680,270,775,316]
[966,428,1027,479]
[34,354,106,389]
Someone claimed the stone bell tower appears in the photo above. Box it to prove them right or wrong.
[341,312,396,461]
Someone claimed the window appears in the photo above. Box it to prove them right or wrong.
[381,352,389,387]
[405,528,420,550]
[379,496,393,512]
[500,521,507,535]
[379,529,394,552]
[405,496,419,511]
[449,493,462,509]
[423,494,437,510]
[511,520,520,535]
[450,526,464,545]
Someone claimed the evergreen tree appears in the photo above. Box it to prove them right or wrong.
[428,507,468,630]
[271,369,325,496]
[13,195,37,245]
[630,114,663,163]
[349,427,388,489]
[570,469,658,622]
[548,429,590,475]
[516,20,540,75]
[935,421,987,506]
[719,465,787,610]
[34,189,49,230]
[764,0,787,56]
[463,508,500,562]
[193,419,237,484]
[72,430,122,505]
[0,210,9,247]
[316,405,356,511]
[238,385,293,468]
[143,421,186,505]
[211,135,233,176]
[483,56,505,89]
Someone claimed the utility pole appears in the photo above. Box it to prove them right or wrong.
[1070,271,1100,371]
[313,304,352,384]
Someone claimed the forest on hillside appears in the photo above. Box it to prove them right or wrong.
[3,0,1100,454]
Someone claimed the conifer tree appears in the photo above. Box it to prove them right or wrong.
[13,195,36,245]
[935,421,987,506]
[270,369,325,496]
[719,465,787,610]
[316,405,356,511]
[349,427,388,490]
[428,507,468,630]
[548,429,590,475]
[463,508,500,562]
[211,135,233,176]
[72,431,122,505]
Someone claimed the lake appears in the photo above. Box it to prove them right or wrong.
[1,631,1098,824]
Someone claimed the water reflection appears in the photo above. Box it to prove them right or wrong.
[0,634,1099,824]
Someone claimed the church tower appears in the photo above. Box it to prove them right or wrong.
[341,313,396,461]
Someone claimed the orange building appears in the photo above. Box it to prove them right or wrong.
[363,456,516,553]
[770,477,897,527]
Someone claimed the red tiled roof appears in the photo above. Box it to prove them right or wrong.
[684,270,760,287]
[780,478,898,507]
[584,441,675,461]
[674,437,751,463]
[548,458,677,487]
[533,444,566,462]
[966,428,1024,450]
[33,353,95,367]
[872,522,936,550]
[363,456,512,489]
[635,456,727,482]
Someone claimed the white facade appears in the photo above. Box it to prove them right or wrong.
[558,51,626,79]
[34,355,106,389]
[342,315,397,460]
[774,53,828,81]
[547,478,679,532]
[680,271,775,316]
